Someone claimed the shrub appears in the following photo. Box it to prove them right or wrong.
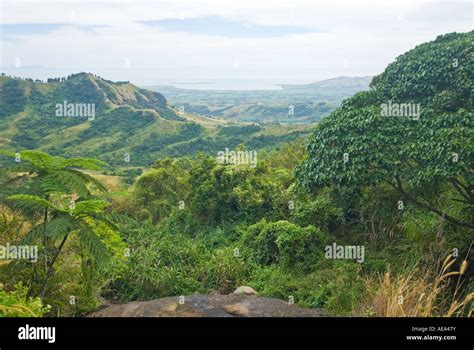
[0,283,49,317]
[242,220,327,270]
[290,190,344,231]
[105,225,252,301]
[276,224,327,270]
[247,262,365,313]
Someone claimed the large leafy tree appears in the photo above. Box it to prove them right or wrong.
[296,32,473,229]
[0,150,126,297]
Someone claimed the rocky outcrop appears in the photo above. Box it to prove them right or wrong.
[89,292,325,317]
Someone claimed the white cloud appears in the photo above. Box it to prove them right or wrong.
[1,0,472,88]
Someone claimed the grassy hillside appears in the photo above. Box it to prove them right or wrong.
[0,73,313,167]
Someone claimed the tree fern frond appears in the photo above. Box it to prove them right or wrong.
[78,227,110,263]
[102,213,138,226]
[39,174,69,195]
[21,215,76,243]
[72,199,110,216]
[65,169,108,193]
[40,171,89,197]
[44,216,77,240]
[61,157,108,171]
[0,150,36,174]
[21,224,47,244]
[15,151,57,171]
[8,194,61,212]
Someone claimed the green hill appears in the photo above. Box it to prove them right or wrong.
[0,73,312,167]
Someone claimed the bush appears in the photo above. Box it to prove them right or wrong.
[290,190,344,231]
[0,284,49,317]
[276,224,327,270]
[242,220,327,270]
[105,225,252,301]
[197,247,252,294]
[248,261,365,314]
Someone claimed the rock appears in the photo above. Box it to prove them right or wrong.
[88,294,325,317]
[233,286,258,296]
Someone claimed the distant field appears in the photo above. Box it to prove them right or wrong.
[145,76,371,124]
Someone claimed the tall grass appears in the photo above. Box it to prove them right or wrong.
[357,253,473,317]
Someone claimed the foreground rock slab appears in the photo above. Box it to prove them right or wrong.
[89,294,325,317]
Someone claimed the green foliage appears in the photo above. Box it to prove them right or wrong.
[132,158,189,223]
[242,219,280,265]
[249,262,365,314]
[1,33,472,318]
[296,31,474,229]
[290,189,345,230]
[370,32,473,104]
[0,284,49,317]
[242,220,328,270]
[105,225,251,301]
[276,223,327,269]
[0,150,128,304]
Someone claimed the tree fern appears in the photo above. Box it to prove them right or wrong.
[0,150,128,299]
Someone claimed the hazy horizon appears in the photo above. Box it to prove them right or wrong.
[1,0,472,89]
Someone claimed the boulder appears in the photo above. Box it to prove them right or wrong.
[232,286,258,296]
[88,294,325,317]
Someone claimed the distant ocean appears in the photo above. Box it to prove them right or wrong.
[1,67,320,91]
[154,79,287,91]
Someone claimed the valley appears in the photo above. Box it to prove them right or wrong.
[0,31,472,321]
[145,76,372,124]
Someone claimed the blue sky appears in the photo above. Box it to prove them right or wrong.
[0,0,472,89]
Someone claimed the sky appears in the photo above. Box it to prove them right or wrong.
[0,0,472,89]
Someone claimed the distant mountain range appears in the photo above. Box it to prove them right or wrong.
[146,76,372,124]
[0,73,312,167]
[280,76,372,91]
